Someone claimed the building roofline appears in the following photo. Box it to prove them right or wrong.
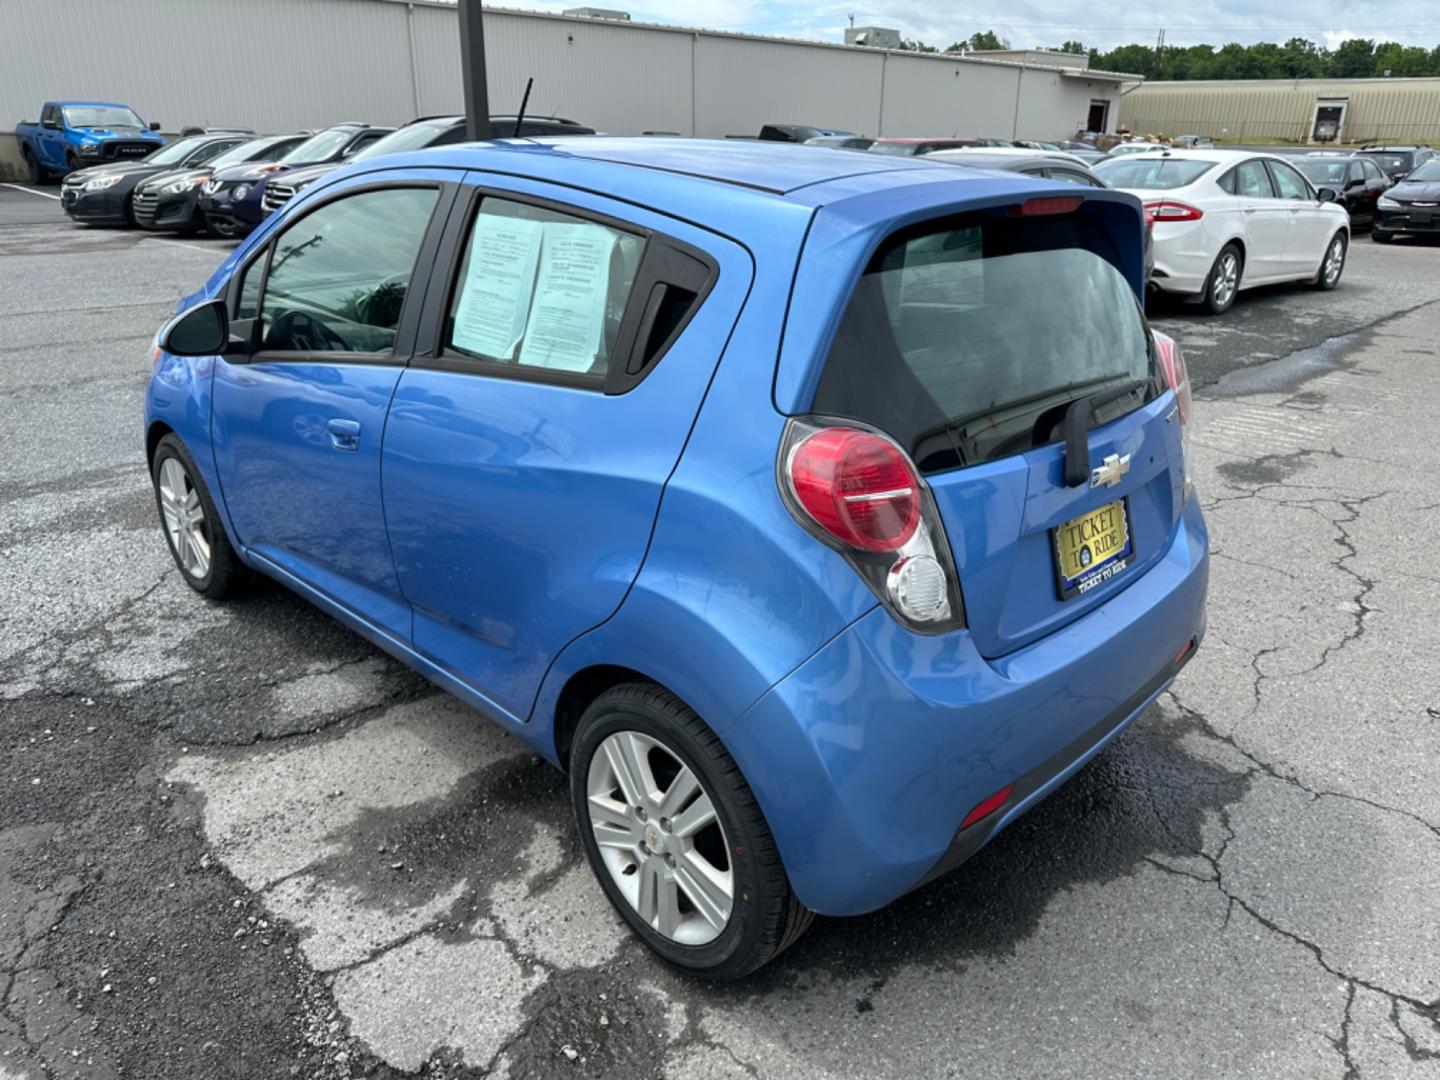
[1136,76,1440,89]
[357,0,1146,79]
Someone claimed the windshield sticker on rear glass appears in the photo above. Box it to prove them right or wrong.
[517,223,616,372]
[451,213,543,361]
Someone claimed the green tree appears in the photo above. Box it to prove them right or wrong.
[897,38,938,53]
[1329,37,1377,77]
[1277,37,1327,78]
[1372,42,1433,77]
[1055,40,1086,54]
[948,31,1009,52]
[1094,43,1161,77]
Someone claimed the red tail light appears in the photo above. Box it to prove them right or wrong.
[1153,331,1191,425]
[780,418,964,631]
[789,428,921,552]
[1144,200,1203,222]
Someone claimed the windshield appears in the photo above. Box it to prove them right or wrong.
[207,137,281,170]
[812,211,1155,473]
[62,105,145,129]
[145,137,211,167]
[1363,152,1414,173]
[351,122,451,161]
[1094,158,1215,189]
[1407,160,1440,182]
[283,128,352,163]
[1296,160,1349,186]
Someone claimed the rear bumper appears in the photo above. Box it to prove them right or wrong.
[1146,224,1216,296]
[729,495,1209,917]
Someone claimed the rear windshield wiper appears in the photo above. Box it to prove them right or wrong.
[1063,378,1148,487]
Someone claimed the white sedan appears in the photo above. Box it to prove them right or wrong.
[1094,149,1351,314]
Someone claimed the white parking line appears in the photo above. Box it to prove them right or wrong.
[153,238,228,255]
[1,182,61,200]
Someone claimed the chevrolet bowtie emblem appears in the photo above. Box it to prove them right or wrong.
[1090,453,1131,489]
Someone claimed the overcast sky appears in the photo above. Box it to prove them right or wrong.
[522,2,1440,53]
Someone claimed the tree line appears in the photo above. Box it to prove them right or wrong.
[896,32,1440,81]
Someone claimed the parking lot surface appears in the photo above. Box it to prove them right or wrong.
[3,217,1440,1079]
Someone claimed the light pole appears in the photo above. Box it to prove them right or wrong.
[458,0,491,141]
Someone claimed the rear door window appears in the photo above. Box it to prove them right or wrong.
[1231,160,1276,198]
[1268,160,1312,200]
[812,211,1156,473]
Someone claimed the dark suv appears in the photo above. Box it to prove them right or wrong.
[1357,145,1436,183]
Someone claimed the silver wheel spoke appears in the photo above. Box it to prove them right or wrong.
[657,764,700,819]
[190,529,211,577]
[671,792,716,839]
[589,795,639,849]
[675,852,732,930]
[637,858,661,924]
[602,736,646,808]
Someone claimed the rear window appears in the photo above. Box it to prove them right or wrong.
[1296,160,1349,187]
[1093,158,1215,189]
[813,212,1156,474]
[869,142,920,157]
[1362,151,1414,173]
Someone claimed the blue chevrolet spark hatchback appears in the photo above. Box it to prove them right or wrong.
[146,138,1208,978]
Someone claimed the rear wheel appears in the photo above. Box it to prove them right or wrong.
[1312,232,1347,290]
[151,434,242,599]
[571,683,812,980]
[22,147,45,185]
[1202,243,1242,315]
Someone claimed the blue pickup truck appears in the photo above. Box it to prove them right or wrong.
[15,101,166,182]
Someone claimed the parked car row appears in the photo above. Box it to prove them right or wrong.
[31,106,595,238]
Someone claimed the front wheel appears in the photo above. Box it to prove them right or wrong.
[1202,243,1242,315]
[1372,229,1393,244]
[1312,232,1347,290]
[151,434,242,598]
[205,213,241,240]
[571,684,812,980]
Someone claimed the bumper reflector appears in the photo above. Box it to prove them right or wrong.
[961,784,1015,830]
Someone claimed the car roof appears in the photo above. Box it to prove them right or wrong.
[444,136,942,195]
[51,100,133,108]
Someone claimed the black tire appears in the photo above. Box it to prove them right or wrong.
[1201,243,1242,315]
[1372,229,1393,244]
[64,151,78,176]
[205,213,240,240]
[22,147,45,185]
[570,683,813,980]
[150,434,243,599]
[1311,232,1347,290]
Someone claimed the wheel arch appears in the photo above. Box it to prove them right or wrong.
[146,419,176,470]
[552,664,661,771]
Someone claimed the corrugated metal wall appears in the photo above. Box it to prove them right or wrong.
[1,0,1123,141]
[1120,79,1440,143]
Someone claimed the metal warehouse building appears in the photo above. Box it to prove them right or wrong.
[1119,77,1440,145]
[1,0,1135,146]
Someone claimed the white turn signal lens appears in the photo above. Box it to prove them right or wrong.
[888,555,949,622]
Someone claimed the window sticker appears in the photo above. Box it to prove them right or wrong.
[451,213,544,361]
[517,222,617,372]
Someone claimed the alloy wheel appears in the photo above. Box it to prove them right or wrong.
[585,730,734,946]
[157,457,212,580]
[1213,252,1239,308]
[1323,237,1345,286]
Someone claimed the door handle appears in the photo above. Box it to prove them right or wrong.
[326,418,361,452]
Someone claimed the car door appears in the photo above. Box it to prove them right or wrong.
[1267,158,1331,276]
[210,172,457,637]
[39,104,66,170]
[1228,158,1287,281]
[380,176,753,723]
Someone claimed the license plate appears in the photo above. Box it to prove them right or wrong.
[1053,498,1133,600]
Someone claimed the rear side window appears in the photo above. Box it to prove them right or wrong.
[1230,160,1275,198]
[443,198,644,379]
[813,211,1155,474]
[1268,161,1312,201]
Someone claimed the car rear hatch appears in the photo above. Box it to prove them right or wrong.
[808,196,1182,658]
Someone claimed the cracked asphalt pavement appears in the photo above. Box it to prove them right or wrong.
[3,209,1440,1079]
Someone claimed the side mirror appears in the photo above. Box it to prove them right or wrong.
[42,117,60,130]
[1317,187,1337,203]
[158,299,228,356]
[149,121,161,131]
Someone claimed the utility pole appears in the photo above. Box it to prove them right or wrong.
[459,0,491,141]
[1154,27,1165,80]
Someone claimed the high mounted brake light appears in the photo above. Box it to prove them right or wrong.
[780,418,965,632]
[1008,196,1084,217]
